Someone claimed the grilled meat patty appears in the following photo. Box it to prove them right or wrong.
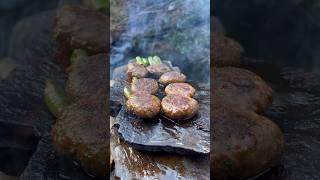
[211,32,241,67]
[213,67,273,113]
[212,107,284,179]
[131,78,159,94]
[54,5,109,54]
[127,93,161,118]
[161,95,199,120]
[52,96,108,178]
[165,82,196,98]
[159,71,187,85]
[146,64,171,76]
[66,54,108,100]
[127,63,148,78]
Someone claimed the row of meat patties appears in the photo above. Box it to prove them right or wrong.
[211,32,285,179]
[125,57,199,121]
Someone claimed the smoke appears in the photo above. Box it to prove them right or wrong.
[111,0,210,83]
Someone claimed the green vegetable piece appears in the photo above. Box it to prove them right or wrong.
[136,56,142,61]
[96,0,109,10]
[148,56,153,63]
[153,56,162,64]
[142,58,149,65]
[70,49,88,65]
[148,57,156,65]
[136,56,145,65]
[44,79,69,118]
[124,87,132,98]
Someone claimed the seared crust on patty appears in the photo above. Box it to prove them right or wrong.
[213,67,273,112]
[161,95,199,120]
[127,63,148,78]
[52,97,108,178]
[211,32,242,67]
[165,83,196,97]
[146,64,171,76]
[127,93,161,118]
[131,78,159,94]
[159,71,187,85]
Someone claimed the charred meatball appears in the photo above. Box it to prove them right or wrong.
[161,95,199,120]
[127,93,161,118]
[213,67,273,113]
[52,96,108,178]
[66,54,108,100]
[165,83,196,97]
[131,78,158,94]
[146,64,171,76]
[127,63,148,78]
[159,71,187,85]
[54,5,108,54]
[212,107,284,179]
[211,32,242,67]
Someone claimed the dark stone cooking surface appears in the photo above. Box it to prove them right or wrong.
[111,128,210,179]
[115,84,210,154]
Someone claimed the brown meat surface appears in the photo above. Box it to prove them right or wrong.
[131,78,158,94]
[127,93,161,118]
[52,96,108,178]
[211,32,242,67]
[211,107,284,179]
[161,95,199,120]
[127,63,148,78]
[66,54,108,101]
[213,67,273,113]
[146,64,171,76]
[165,82,196,98]
[54,5,109,54]
[159,71,187,85]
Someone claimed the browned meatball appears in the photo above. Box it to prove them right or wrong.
[54,5,109,54]
[127,93,161,118]
[211,32,242,67]
[127,63,148,78]
[213,67,273,113]
[159,71,187,85]
[165,83,196,97]
[161,95,199,120]
[146,64,171,76]
[212,107,284,179]
[52,96,108,178]
[66,54,107,101]
[131,78,159,94]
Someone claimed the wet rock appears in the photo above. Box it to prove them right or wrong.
[111,60,209,154]
[111,127,210,179]
[116,84,209,154]
[213,67,273,113]
[212,107,284,179]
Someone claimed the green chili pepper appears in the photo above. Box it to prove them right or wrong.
[44,79,70,117]
[124,87,132,98]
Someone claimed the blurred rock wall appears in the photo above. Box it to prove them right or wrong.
[0,0,58,57]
